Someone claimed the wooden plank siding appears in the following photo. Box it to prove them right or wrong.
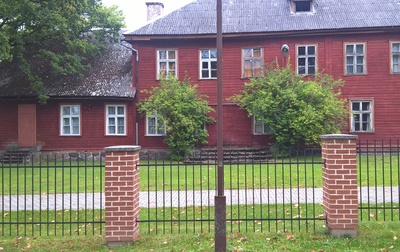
[133,32,400,149]
[0,99,135,152]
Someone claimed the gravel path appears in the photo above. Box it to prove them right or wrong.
[0,187,398,211]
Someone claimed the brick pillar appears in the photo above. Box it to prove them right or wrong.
[104,145,141,246]
[320,134,358,237]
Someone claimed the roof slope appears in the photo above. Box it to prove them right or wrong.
[127,0,400,36]
[0,43,134,99]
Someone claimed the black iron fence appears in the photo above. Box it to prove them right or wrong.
[138,149,325,234]
[0,153,105,236]
[357,140,400,221]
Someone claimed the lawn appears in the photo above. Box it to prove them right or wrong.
[0,154,399,194]
[0,221,399,251]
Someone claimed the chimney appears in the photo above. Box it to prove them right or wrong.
[146,2,164,21]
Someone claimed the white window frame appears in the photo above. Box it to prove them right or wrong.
[297,45,316,76]
[199,49,217,79]
[157,49,177,79]
[345,43,366,75]
[60,105,81,136]
[146,112,166,136]
[106,105,127,136]
[391,42,400,74]
[242,48,263,78]
[350,99,373,133]
[253,116,273,135]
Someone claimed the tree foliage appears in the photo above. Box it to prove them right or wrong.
[0,0,125,103]
[231,63,347,154]
[138,76,215,159]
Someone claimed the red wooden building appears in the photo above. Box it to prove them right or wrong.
[1,0,400,154]
[122,0,400,150]
[0,43,136,153]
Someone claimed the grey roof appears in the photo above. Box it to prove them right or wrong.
[0,43,134,99]
[127,0,400,36]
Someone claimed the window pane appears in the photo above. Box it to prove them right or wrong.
[308,57,315,66]
[108,106,116,115]
[298,47,306,56]
[356,44,363,54]
[63,118,70,126]
[63,126,70,134]
[356,65,363,73]
[346,45,354,54]
[253,49,261,57]
[362,113,370,122]
[72,126,79,134]
[210,50,217,58]
[308,46,315,55]
[118,126,124,134]
[202,70,208,78]
[211,70,217,78]
[394,55,399,64]
[108,126,116,134]
[354,122,360,131]
[347,66,353,74]
[353,114,360,122]
[117,106,124,115]
[243,49,252,58]
[211,61,217,70]
[393,43,400,52]
[298,66,305,75]
[352,102,360,111]
[108,118,115,126]
[72,118,79,126]
[117,117,124,126]
[361,102,370,111]
[201,50,209,59]
[71,106,80,115]
[346,56,354,64]
[298,58,306,66]
[159,51,166,59]
[356,56,363,64]
[169,62,175,71]
[168,50,175,59]
[63,107,70,115]
[308,67,315,75]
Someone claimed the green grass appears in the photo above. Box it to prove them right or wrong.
[0,221,399,251]
[1,154,400,195]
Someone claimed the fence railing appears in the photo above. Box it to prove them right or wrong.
[138,149,325,234]
[0,153,105,236]
[357,140,400,221]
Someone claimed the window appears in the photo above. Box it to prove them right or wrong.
[200,49,217,79]
[345,43,365,75]
[350,100,373,132]
[106,105,126,135]
[146,112,166,136]
[253,117,273,135]
[290,0,313,13]
[392,42,400,74]
[295,1,311,12]
[157,50,177,79]
[60,105,80,136]
[242,48,263,78]
[297,45,316,75]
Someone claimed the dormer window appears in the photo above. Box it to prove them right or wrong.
[291,0,314,14]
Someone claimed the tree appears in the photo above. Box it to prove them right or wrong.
[231,62,347,154]
[138,76,215,159]
[0,0,124,103]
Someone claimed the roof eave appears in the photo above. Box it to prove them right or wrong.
[124,26,400,42]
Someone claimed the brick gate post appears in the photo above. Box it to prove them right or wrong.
[104,145,141,246]
[320,134,358,237]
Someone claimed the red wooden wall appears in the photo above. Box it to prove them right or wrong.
[132,31,400,149]
[0,99,135,152]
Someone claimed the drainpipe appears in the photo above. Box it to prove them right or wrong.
[120,37,139,146]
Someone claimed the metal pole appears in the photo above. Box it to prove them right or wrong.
[215,0,226,251]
